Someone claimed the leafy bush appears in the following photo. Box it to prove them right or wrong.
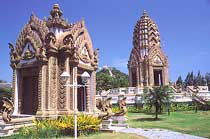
[112,105,121,113]
[112,105,153,113]
[170,103,195,112]
[59,114,101,135]
[127,106,141,113]
[15,114,101,138]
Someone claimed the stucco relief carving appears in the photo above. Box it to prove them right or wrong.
[9,43,21,68]
[21,43,35,60]
[29,13,49,43]
[45,32,56,45]
[58,56,66,109]
[50,57,57,109]
[63,34,74,46]
[15,24,43,62]
[153,55,163,65]
[79,46,90,63]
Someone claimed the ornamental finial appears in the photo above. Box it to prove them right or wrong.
[143,10,147,16]
[50,4,63,19]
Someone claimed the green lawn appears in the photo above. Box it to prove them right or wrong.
[127,111,210,138]
[59,132,146,139]
[3,111,210,139]
[4,132,146,139]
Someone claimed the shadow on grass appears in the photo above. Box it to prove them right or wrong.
[134,117,163,121]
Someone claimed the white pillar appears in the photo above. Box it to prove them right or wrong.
[13,70,18,115]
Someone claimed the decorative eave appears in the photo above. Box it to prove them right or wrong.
[8,43,21,69]
[29,13,50,43]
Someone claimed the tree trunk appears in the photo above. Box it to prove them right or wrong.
[155,102,158,120]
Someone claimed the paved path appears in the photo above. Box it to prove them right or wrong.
[119,128,207,139]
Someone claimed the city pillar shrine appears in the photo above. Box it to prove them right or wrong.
[9,4,98,116]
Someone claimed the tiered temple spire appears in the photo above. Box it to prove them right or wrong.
[128,10,169,87]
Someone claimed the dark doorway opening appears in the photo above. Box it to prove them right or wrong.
[21,75,38,115]
[154,70,163,86]
[77,77,86,111]
[132,71,137,87]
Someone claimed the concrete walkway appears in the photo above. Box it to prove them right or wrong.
[119,128,207,139]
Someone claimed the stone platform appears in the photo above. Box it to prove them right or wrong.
[100,116,129,133]
[0,115,34,137]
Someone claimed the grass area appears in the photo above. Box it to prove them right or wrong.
[4,132,146,139]
[60,132,146,139]
[3,111,210,138]
[127,111,210,138]
[78,132,146,139]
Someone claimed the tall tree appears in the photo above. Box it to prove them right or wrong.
[201,76,206,86]
[189,72,194,86]
[0,80,5,83]
[143,86,173,120]
[184,72,190,87]
[96,67,129,91]
[205,73,210,90]
[195,71,202,86]
[176,76,183,86]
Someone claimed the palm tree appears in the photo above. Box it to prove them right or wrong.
[143,85,173,120]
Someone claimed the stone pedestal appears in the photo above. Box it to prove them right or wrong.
[100,116,129,133]
[111,116,129,128]
[0,115,34,137]
[101,119,113,129]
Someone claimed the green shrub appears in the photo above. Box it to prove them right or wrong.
[16,114,101,138]
[58,114,101,135]
[112,105,121,113]
[127,106,142,113]
[170,103,195,112]
[114,105,153,113]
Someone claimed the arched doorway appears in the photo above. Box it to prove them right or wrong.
[77,76,86,111]
[131,69,137,87]
[19,67,39,115]
[153,69,163,86]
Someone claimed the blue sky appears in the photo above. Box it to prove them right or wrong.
[0,0,210,82]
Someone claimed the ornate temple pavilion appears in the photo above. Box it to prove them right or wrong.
[9,4,98,116]
[128,11,169,87]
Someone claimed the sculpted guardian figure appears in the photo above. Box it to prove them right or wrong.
[1,97,14,123]
[96,97,113,120]
[115,97,127,116]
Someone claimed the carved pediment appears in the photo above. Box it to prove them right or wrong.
[153,55,163,65]
[21,43,35,60]
[79,46,90,63]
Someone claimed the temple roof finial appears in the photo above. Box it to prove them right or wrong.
[143,10,147,16]
[50,4,63,19]
[47,4,70,29]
